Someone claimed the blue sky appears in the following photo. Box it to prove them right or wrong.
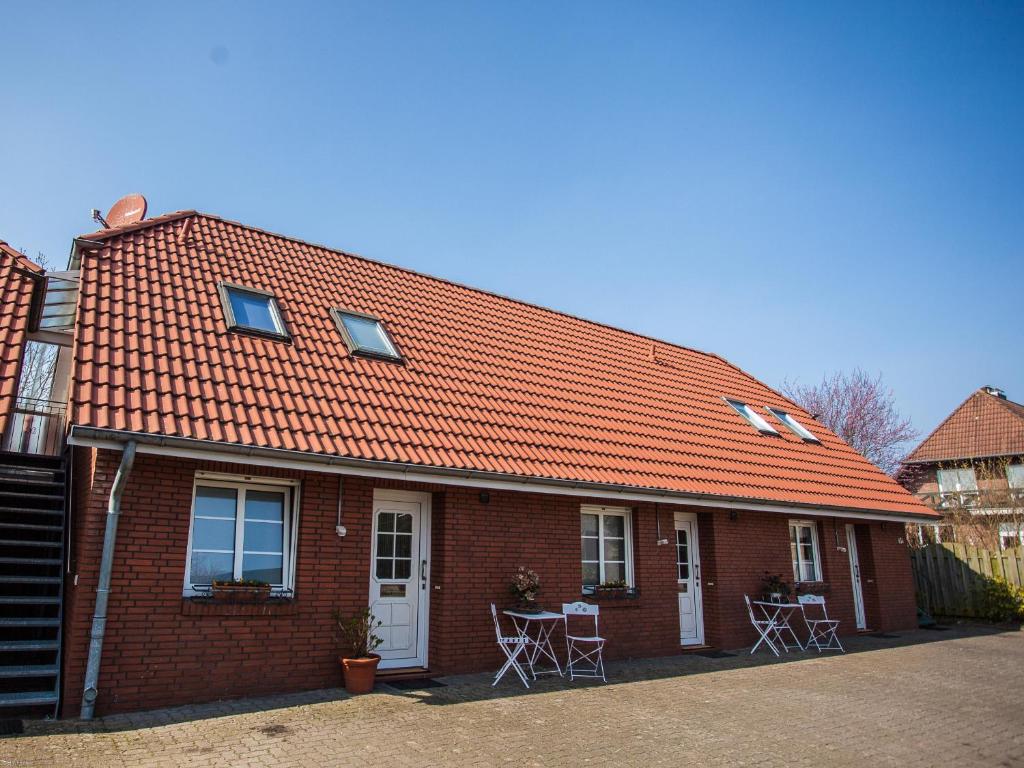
[2,2,1021,441]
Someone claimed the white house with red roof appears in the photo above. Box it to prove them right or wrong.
[0,205,936,718]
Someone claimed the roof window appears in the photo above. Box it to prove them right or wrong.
[767,407,821,443]
[725,399,778,435]
[332,309,402,361]
[219,283,288,339]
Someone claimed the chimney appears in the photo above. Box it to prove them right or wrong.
[982,385,1006,399]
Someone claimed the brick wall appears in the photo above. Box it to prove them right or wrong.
[62,448,919,716]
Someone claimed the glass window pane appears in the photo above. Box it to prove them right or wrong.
[1008,465,1024,489]
[243,520,282,553]
[193,517,235,551]
[581,514,599,537]
[798,526,813,546]
[604,562,625,583]
[678,562,689,580]
[377,533,394,558]
[394,533,412,558]
[195,486,237,519]
[190,552,234,584]
[378,513,395,532]
[228,289,279,333]
[246,491,284,522]
[341,314,397,356]
[604,538,624,562]
[582,538,599,561]
[801,561,816,582]
[603,515,624,539]
[395,514,413,533]
[376,559,393,579]
[242,553,283,584]
[394,559,412,579]
[582,562,600,586]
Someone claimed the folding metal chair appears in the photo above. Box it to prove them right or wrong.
[490,603,531,687]
[798,595,844,653]
[744,595,780,657]
[562,602,606,682]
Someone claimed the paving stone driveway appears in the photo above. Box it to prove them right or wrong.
[4,625,1022,767]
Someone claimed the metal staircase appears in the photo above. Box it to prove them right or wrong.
[0,450,66,718]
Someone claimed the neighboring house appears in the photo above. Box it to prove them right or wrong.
[897,386,1024,550]
[0,210,936,718]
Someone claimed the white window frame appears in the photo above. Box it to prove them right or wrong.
[999,523,1023,550]
[183,473,300,596]
[331,308,403,362]
[766,407,820,443]
[580,505,634,587]
[1006,464,1024,490]
[725,398,779,435]
[789,519,822,583]
[936,467,978,493]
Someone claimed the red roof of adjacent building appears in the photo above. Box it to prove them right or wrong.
[901,388,1024,465]
[0,242,42,439]
[68,211,933,517]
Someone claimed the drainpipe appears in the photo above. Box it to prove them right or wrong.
[80,440,137,719]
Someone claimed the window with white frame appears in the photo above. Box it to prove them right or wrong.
[999,523,1023,550]
[766,407,820,443]
[789,520,821,582]
[580,505,633,587]
[936,467,978,493]
[184,477,297,594]
[725,398,779,435]
[1006,464,1024,489]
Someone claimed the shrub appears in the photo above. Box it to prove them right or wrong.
[977,577,1024,622]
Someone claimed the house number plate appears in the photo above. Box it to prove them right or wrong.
[380,584,406,598]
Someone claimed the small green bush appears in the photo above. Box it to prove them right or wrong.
[977,577,1024,622]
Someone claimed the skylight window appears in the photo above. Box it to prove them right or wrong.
[219,283,288,338]
[332,309,402,361]
[725,398,778,435]
[767,407,821,443]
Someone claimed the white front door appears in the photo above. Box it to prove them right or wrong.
[675,512,705,646]
[369,491,431,669]
[846,524,867,630]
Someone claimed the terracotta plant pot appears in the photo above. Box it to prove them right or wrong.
[340,654,381,694]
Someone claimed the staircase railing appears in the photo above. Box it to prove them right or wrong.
[1,397,68,456]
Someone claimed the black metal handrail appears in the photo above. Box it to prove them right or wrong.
[1,396,68,456]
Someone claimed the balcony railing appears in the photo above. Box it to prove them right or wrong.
[918,489,1024,512]
[1,397,67,456]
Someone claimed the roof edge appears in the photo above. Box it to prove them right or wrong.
[68,426,938,522]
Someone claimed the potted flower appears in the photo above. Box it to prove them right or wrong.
[335,608,384,695]
[509,566,542,612]
[211,578,272,602]
[761,572,792,604]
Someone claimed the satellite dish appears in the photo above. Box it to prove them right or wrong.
[105,194,147,228]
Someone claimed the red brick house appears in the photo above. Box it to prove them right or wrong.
[0,210,936,718]
[897,386,1024,549]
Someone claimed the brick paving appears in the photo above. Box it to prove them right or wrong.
[4,625,1022,767]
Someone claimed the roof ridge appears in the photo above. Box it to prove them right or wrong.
[90,209,729,366]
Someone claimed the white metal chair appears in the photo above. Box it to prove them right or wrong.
[744,595,780,657]
[797,595,844,653]
[490,603,531,687]
[562,602,606,682]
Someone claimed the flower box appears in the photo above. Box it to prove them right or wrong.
[210,581,273,603]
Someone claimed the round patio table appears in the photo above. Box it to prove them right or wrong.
[503,609,565,679]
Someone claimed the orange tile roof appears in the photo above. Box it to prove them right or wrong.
[68,212,933,516]
[902,388,1024,464]
[0,242,42,438]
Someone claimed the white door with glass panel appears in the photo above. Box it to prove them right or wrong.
[846,524,867,629]
[675,512,704,646]
[186,481,291,594]
[370,493,430,669]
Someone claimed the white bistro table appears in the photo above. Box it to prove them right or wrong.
[503,609,564,679]
[751,600,805,652]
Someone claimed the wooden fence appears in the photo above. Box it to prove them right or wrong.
[910,543,1024,617]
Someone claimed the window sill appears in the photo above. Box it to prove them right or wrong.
[181,597,298,617]
[581,586,640,601]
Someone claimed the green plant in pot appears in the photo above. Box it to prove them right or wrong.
[335,608,384,694]
[761,572,792,604]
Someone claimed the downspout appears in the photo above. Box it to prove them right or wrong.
[80,441,137,719]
